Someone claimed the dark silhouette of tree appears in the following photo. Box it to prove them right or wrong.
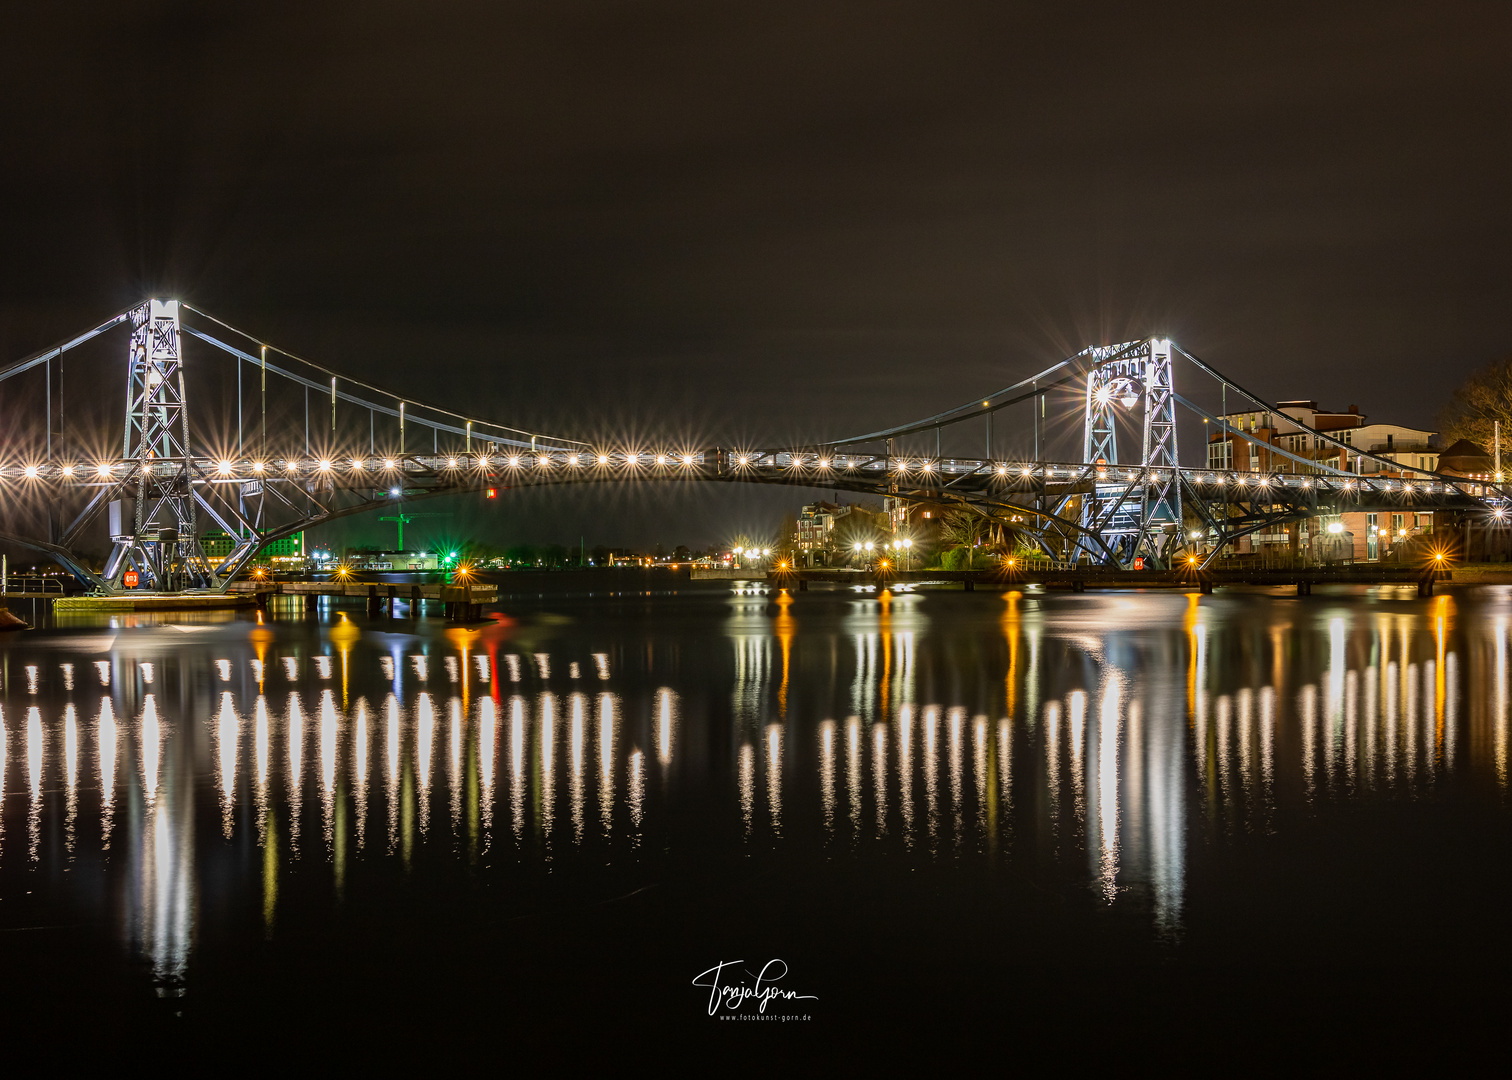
[1439,352,1512,451]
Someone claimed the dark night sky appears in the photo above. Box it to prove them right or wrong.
[2,2,1509,551]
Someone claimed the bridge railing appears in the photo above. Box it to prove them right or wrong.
[1,575,66,595]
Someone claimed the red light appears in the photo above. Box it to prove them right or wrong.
[485,488,497,499]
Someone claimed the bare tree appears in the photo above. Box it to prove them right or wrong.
[937,508,989,568]
[1439,353,1512,450]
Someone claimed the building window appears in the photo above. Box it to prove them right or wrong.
[1392,513,1405,533]
[1208,441,1232,470]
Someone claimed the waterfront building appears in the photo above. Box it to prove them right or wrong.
[1205,401,1438,560]
[1205,400,1435,476]
[200,530,305,565]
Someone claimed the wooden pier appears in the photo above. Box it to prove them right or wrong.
[227,580,501,621]
[766,563,1462,597]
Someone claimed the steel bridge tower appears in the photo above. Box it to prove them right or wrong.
[102,299,217,591]
[1080,338,1183,568]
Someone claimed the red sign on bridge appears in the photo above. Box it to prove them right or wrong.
[123,569,139,588]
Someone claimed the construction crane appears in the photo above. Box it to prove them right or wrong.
[377,512,449,551]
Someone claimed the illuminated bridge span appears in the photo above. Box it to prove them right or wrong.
[0,301,1505,593]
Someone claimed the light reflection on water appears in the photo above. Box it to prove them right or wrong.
[0,588,1509,1000]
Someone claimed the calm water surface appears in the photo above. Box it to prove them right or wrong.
[3,576,1511,1065]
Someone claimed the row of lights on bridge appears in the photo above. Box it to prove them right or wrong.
[10,458,1502,507]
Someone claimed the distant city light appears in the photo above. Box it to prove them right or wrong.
[390,487,401,496]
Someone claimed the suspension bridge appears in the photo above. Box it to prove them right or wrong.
[0,299,1504,595]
